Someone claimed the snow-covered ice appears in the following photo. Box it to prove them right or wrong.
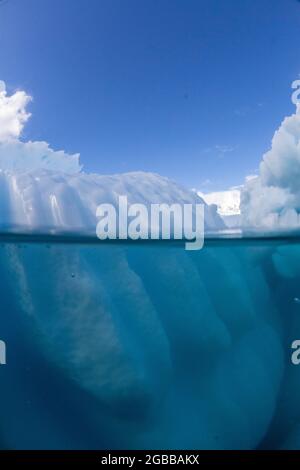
[241,104,300,228]
[198,188,241,228]
[0,169,224,232]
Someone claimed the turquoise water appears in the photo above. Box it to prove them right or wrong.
[0,235,300,450]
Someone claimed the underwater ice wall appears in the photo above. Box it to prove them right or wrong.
[0,241,288,450]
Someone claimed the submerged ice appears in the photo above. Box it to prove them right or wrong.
[0,240,288,450]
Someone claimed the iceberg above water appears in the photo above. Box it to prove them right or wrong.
[199,189,241,228]
[241,105,300,229]
[0,80,225,233]
[0,169,224,232]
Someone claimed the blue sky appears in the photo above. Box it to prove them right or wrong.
[0,0,300,191]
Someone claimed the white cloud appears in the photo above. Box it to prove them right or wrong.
[0,80,32,142]
[202,145,236,157]
[198,178,213,188]
[215,144,236,154]
[245,174,257,183]
[0,80,81,173]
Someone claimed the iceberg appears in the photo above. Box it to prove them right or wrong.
[0,79,298,451]
[0,169,224,232]
[199,188,241,228]
[241,104,300,228]
[0,165,287,451]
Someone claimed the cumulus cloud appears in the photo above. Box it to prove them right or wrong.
[241,103,300,228]
[0,80,31,142]
[0,80,81,173]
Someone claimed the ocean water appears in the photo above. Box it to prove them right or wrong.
[0,234,300,450]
